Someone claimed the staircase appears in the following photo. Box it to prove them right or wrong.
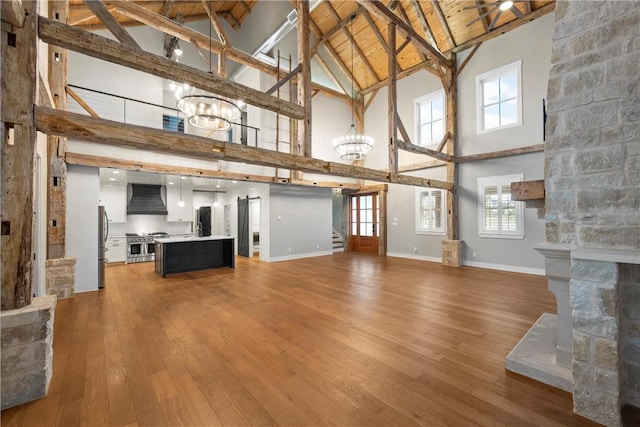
[332,229,344,252]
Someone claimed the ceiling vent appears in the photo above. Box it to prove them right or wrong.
[127,184,168,215]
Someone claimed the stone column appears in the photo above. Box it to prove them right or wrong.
[441,240,462,267]
[45,257,76,299]
[570,259,621,427]
[1,295,57,409]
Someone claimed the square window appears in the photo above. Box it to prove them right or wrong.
[477,174,524,239]
[415,188,446,235]
[476,60,522,133]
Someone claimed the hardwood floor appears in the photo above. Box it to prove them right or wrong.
[2,253,598,426]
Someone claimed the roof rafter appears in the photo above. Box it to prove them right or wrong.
[83,0,141,49]
[356,0,452,70]
[429,0,456,49]
[410,0,439,52]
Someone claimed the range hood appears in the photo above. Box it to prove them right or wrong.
[127,184,168,215]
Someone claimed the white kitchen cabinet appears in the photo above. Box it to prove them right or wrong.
[99,184,127,223]
[166,185,193,222]
[105,237,126,263]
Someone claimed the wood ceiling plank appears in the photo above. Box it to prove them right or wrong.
[474,0,490,32]
[429,0,456,49]
[311,6,364,56]
[84,0,141,49]
[39,17,304,119]
[35,107,453,190]
[356,0,452,69]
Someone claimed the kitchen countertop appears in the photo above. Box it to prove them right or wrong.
[154,235,234,244]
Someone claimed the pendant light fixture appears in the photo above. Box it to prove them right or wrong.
[174,1,242,132]
[333,14,374,161]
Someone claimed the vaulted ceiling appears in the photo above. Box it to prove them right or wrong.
[67,1,555,94]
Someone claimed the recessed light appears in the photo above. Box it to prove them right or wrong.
[499,0,513,11]
[216,185,221,188]
[181,176,186,180]
[232,181,237,184]
[109,177,116,181]
[168,182,174,185]
[112,170,119,174]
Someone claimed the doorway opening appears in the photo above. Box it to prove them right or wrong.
[349,193,379,253]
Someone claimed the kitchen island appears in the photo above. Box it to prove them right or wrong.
[154,235,235,277]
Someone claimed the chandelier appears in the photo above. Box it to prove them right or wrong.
[174,0,241,132]
[333,14,374,161]
[175,87,241,131]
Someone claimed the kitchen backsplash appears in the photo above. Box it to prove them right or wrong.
[109,215,192,236]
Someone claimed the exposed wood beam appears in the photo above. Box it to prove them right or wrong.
[65,86,100,118]
[364,89,378,112]
[457,144,545,163]
[238,1,252,17]
[38,73,55,108]
[396,37,411,55]
[1,0,37,310]
[297,0,312,157]
[453,2,555,53]
[325,3,380,83]
[397,159,446,172]
[396,113,412,146]
[293,179,361,190]
[429,0,455,48]
[111,0,278,76]
[220,10,241,30]
[444,56,458,243]
[35,107,454,191]
[357,0,452,69]
[266,64,301,95]
[388,22,398,175]
[361,10,403,73]
[457,42,481,75]
[310,6,364,56]
[511,180,545,201]
[201,0,229,46]
[1,0,25,27]
[159,0,174,18]
[410,0,439,52]
[314,53,349,96]
[83,0,141,49]
[523,1,532,14]
[397,140,452,162]
[362,61,435,95]
[38,17,305,119]
[436,131,450,153]
[310,20,361,92]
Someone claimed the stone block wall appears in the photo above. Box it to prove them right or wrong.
[545,0,640,249]
[45,257,75,299]
[570,260,621,426]
[621,264,640,408]
[1,295,56,410]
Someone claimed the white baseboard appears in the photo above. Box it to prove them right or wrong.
[332,247,344,252]
[462,260,545,276]
[263,250,334,263]
[387,252,442,263]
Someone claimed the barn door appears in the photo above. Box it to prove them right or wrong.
[237,197,250,257]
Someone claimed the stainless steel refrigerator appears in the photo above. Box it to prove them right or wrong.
[98,205,109,289]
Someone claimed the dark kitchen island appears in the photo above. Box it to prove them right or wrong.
[154,235,235,277]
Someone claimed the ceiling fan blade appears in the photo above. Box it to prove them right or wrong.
[512,7,525,19]
[466,9,495,26]
[463,3,499,10]
[488,11,501,30]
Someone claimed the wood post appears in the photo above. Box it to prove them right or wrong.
[1,0,38,310]
[296,0,311,158]
[387,22,398,175]
[445,54,458,241]
[47,0,69,260]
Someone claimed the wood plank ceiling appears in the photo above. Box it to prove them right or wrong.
[67,0,555,94]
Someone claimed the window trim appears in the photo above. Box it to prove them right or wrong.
[415,188,447,235]
[477,174,524,239]
[475,60,522,134]
[414,89,445,148]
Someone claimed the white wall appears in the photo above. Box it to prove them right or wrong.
[361,15,554,273]
[269,185,332,261]
[66,165,100,292]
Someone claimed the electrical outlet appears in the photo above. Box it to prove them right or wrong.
[316,244,320,249]
[473,252,477,258]
[413,247,417,254]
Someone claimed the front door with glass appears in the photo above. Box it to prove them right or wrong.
[349,193,379,254]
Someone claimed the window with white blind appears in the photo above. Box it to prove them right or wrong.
[477,174,524,239]
[414,90,445,147]
[416,188,446,235]
[476,60,522,133]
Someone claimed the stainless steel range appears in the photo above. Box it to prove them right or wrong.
[126,232,169,263]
